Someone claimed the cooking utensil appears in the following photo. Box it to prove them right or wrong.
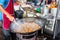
[13,20,26,32]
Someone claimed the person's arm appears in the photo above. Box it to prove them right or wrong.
[16,0,21,5]
[0,5,15,21]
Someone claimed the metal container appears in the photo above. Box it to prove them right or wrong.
[16,31,38,40]
[10,18,46,40]
[10,18,42,33]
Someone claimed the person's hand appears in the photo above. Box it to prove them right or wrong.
[7,15,15,21]
[9,16,15,21]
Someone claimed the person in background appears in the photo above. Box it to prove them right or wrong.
[0,0,16,40]
[45,0,52,4]
[40,0,45,6]
[15,0,21,5]
[33,0,38,6]
[17,0,27,4]
[33,0,45,6]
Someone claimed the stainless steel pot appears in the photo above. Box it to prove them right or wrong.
[10,18,46,34]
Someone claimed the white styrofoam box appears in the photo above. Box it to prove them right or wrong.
[18,0,27,3]
[14,5,20,11]
[43,5,49,17]
[51,8,57,17]
[21,4,32,8]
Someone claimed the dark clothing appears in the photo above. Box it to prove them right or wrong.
[48,0,52,4]
[2,28,17,40]
[33,0,38,6]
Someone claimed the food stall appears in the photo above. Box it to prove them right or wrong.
[11,0,59,40]
[11,0,47,40]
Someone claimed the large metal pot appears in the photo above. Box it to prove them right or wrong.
[10,17,46,34]
[10,17,46,40]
